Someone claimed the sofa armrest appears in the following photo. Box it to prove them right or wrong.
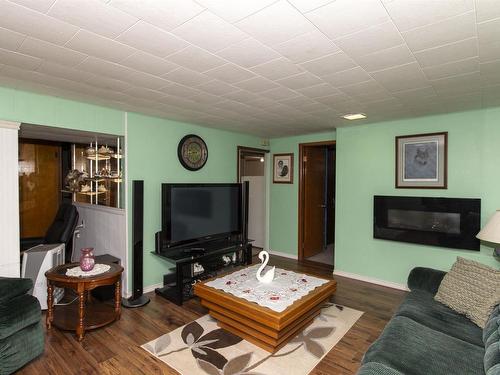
[20,237,44,251]
[407,267,446,295]
[0,277,33,304]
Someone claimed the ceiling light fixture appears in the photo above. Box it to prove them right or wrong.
[342,113,366,120]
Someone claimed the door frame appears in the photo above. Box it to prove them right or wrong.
[236,145,269,182]
[298,140,336,260]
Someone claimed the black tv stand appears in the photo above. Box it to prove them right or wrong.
[153,238,253,305]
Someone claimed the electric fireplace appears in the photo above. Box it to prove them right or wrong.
[373,196,481,251]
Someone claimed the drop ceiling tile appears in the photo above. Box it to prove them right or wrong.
[260,86,301,100]
[296,82,341,98]
[166,45,226,73]
[473,0,500,23]
[216,38,280,68]
[300,52,356,77]
[108,0,204,31]
[163,67,213,86]
[354,44,415,72]
[276,72,323,90]
[8,0,56,13]
[413,37,478,67]
[480,60,500,85]
[123,87,168,101]
[48,0,138,39]
[402,11,476,52]
[0,26,26,51]
[222,89,260,103]
[76,56,131,79]
[477,18,500,45]
[323,66,372,87]
[287,0,335,13]
[189,92,226,106]
[251,58,304,80]
[236,0,315,46]
[172,10,247,53]
[0,0,78,44]
[384,0,473,32]
[479,40,500,63]
[430,71,481,95]
[334,22,404,58]
[196,79,240,95]
[279,95,317,107]
[19,37,87,67]
[423,57,479,80]
[306,0,388,39]
[392,86,437,102]
[338,79,389,99]
[124,70,173,90]
[272,30,339,64]
[233,76,279,92]
[204,63,255,83]
[120,51,178,76]
[314,92,354,106]
[245,96,280,109]
[371,62,429,92]
[194,0,276,23]
[158,82,201,98]
[66,29,136,62]
[0,47,41,70]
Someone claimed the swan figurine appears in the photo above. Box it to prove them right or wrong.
[256,250,275,283]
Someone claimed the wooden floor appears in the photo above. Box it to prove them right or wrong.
[18,256,406,375]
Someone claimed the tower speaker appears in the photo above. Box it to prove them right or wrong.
[122,180,150,308]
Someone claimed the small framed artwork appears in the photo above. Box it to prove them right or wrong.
[273,153,294,184]
[396,132,448,189]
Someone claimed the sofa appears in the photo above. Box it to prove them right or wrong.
[0,277,44,375]
[357,267,500,375]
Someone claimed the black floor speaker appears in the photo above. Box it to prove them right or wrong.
[122,180,150,308]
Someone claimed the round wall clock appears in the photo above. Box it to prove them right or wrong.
[177,134,208,171]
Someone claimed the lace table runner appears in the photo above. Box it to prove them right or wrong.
[66,263,111,277]
[205,264,329,312]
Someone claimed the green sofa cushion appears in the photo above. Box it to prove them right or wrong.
[0,278,33,304]
[357,362,404,375]
[0,294,41,340]
[485,306,500,346]
[0,321,44,375]
[395,289,483,347]
[363,316,484,375]
[484,306,500,375]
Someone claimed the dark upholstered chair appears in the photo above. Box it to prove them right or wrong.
[21,203,79,262]
[0,277,44,375]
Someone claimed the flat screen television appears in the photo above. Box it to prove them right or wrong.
[161,183,242,247]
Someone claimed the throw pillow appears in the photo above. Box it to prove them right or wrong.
[435,257,500,328]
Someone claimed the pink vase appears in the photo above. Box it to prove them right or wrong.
[80,248,95,271]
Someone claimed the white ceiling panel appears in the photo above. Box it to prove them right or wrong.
[172,10,247,53]
[8,0,56,13]
[272,30,339,64]
[323,67,373,88]
[163,67,212,86]
[234,76,279,93]
[473,0,500,23]
[251,58,304,80]
[196,79,239,95]
[236,0,316,46]
[259,86,300,100]
[477,18,500,45]
[371,62,429,92]
[217,38,280,68]
[19,37,87,67]
[67,30,136,62]
[276,71,323,90]
[108,0,204,31]
[413,38,478,68]
[423,57,479,80]
[296,83,341,98]
[120,51,178,76]
[166,45,226,73]
[430,71,481,96]
[354,44,415,72]
[0,26,26,51]
[204,63,255,83]
[194,0,277,23]
[0,47,41,70]
[479,40,500,63]
[287,0,334,13]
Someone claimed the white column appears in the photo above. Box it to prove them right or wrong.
[0,120,20,277]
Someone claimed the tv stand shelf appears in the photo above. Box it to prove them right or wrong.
[153,239,253,305]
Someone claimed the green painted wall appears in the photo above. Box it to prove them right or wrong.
[269,130,336,255]
[335,107,500,285]
[0,86,124,134]
[126,112,263,287]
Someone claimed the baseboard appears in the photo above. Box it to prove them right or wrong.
[333,270,409,291]
[143,282,164,294]
[268,250,298,260]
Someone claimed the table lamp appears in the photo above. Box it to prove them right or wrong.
[477,210,500,256]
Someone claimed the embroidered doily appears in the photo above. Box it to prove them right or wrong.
[66,263,111,277]
[205,264,329,312]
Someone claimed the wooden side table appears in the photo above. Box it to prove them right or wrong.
[45,262,123,341]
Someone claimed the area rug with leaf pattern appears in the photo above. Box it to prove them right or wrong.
[142,303,363,375]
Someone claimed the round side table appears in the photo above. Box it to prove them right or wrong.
[45,262,124,341]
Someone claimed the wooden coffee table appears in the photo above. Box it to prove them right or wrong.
[45,262,123,341]
[194,269,336,353]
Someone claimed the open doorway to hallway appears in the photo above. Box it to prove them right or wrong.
[298,141,336,266]
[237,146,268,252]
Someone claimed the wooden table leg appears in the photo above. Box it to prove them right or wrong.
[46,282,53,329]
[115,280,121,320]
[76,291,85,341]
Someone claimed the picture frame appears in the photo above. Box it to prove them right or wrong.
[273,153,294,184]
[395,132,448,189]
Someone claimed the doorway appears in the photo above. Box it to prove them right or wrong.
[237,146,269,250]
[298,141,336,266]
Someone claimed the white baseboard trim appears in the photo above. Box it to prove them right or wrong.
[268,250,298,260]
[143,282,164,295]
[333,270,409,291]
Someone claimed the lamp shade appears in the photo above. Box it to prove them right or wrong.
[477,210,500,244]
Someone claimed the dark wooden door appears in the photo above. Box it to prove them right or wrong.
[326,146,336,246]
[19,142,61,238]
[302,145,326,258]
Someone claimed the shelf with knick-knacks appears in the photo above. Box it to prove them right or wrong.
[63,136,124,209]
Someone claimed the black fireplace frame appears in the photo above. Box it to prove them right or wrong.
[373,196,481,251]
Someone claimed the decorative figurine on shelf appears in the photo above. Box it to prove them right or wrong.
[64,169,85,192]
[79,248,95,271]
[256,250,275,283]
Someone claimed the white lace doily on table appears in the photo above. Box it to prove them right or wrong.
[66,264,111,277]
[205,264,329,312]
